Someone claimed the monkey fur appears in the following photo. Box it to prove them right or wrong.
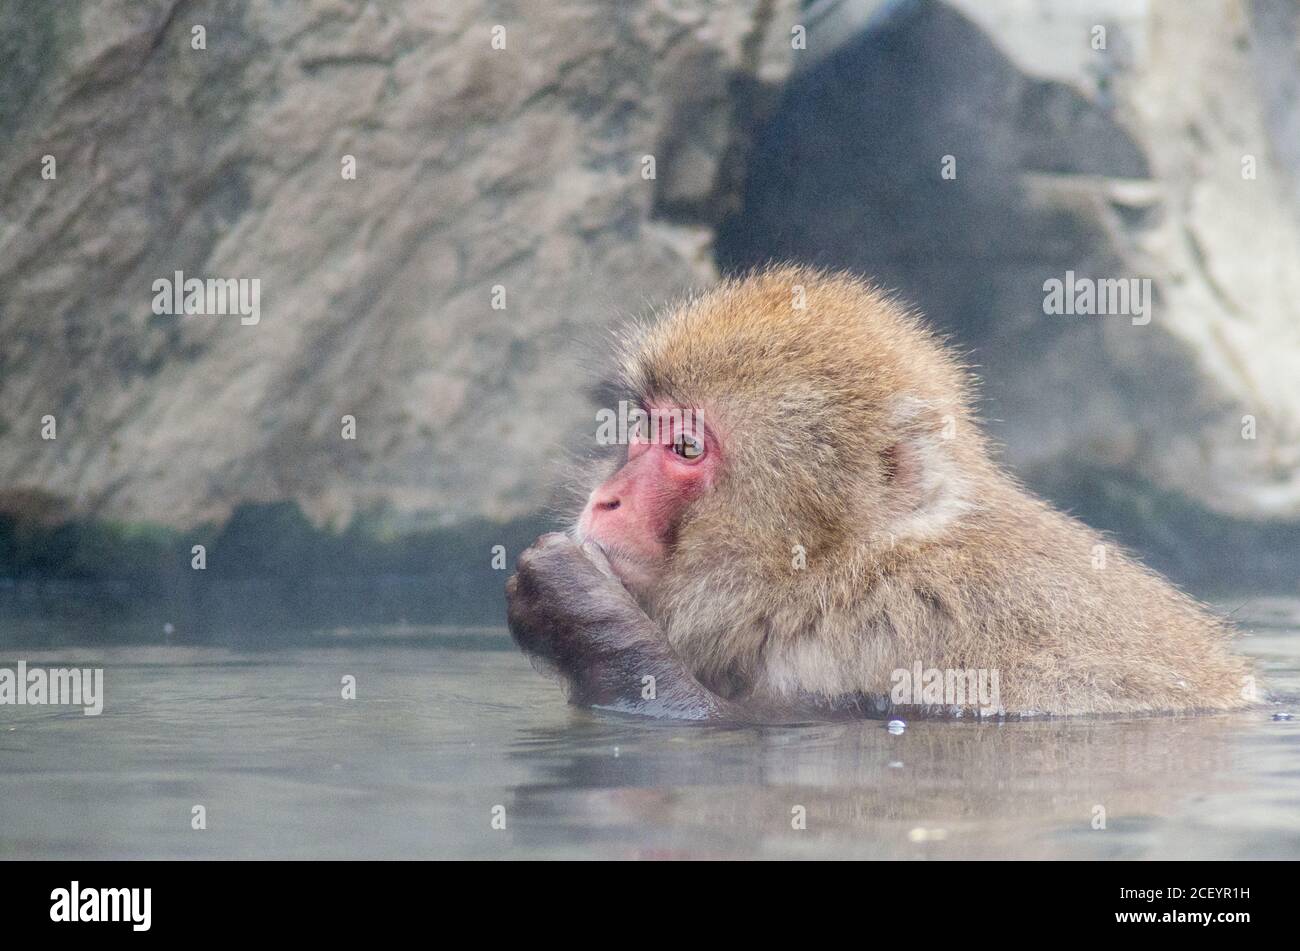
[507,267,1254,720]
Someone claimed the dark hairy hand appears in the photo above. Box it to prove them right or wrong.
[506,532,656,672]
[505,532,730,718]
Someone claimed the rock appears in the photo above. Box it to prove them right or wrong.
[718,0,1300,537]
[1,0,1297,592]
[0,0,796,531]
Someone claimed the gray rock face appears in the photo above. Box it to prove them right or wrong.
[0,0,794,530]
[1,0,1297,577]
[720,0,1300,527]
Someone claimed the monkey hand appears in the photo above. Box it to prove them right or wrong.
[506,533,659,674]
[507,534,734,718]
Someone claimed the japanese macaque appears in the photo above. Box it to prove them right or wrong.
[506,267,1253,721]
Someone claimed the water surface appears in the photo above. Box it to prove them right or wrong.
[2,600,1298,859]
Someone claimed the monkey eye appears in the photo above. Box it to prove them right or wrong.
[671,432,704,460]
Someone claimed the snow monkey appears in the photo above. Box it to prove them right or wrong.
[506,267,1253,720]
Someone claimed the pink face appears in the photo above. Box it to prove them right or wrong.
[577,403,721,596]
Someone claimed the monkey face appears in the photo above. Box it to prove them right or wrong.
[576,401,720,599]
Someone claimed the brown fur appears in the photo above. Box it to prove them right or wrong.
[614,266,1251,715]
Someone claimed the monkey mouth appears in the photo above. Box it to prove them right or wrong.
[580,533,659,594]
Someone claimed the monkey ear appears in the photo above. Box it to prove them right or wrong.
[881,396,971,543]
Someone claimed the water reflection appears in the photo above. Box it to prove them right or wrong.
[504,711,1265,859]
[0,603,1296,859]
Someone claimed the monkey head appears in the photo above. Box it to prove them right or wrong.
[575,267,987,673]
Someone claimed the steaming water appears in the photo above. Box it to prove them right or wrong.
[1,599,1298,859]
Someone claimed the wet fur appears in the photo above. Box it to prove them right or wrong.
[511,266,1253,718]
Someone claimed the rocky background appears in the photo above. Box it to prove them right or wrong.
[1,0,1297,634]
